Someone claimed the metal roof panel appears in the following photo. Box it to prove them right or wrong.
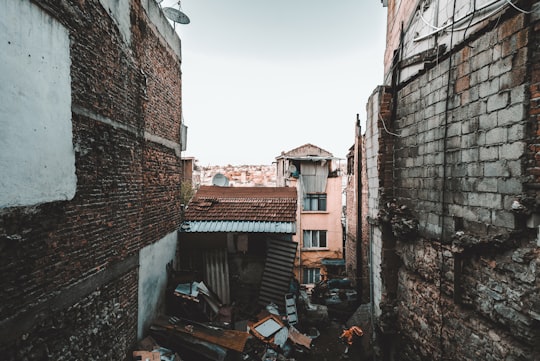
[180,221,296,234]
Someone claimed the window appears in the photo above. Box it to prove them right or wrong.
[303,193,327,211]
[303,230,327,248]
[303,268,321,284]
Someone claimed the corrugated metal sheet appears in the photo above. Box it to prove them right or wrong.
[203,248,230,305]
[258,239,297,308]
[180,221,296,234]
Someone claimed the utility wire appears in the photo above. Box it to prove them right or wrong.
[505,0,532,14]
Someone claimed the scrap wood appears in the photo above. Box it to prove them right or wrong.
[288,326,311,349]
[152,317,249,352]
[137,336,160,351]
[134,336,182,361]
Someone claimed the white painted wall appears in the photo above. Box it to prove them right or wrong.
[366,89,383,318]
[137,231,178,339]
[99,0,131,46]
[0,0,76,208]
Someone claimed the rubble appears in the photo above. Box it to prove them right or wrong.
[137,264,368,361]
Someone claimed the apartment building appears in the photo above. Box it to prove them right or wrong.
[276,144,344,285]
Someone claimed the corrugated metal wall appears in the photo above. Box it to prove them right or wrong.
[258,238,297,308]
[203,248,230,304]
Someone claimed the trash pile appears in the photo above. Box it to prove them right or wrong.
[310,278,357,317]
[131,270,335,361]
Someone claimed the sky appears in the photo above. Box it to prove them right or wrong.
[161,0,388,166]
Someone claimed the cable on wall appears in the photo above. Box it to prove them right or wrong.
[439,0,457,359]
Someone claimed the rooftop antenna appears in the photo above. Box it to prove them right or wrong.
[163,1,190,29]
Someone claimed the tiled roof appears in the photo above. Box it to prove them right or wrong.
[277,143,334,159]
[183,186,297,222]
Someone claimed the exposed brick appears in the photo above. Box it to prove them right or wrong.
[0,0,183,359]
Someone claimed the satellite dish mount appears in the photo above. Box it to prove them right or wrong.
[163,1,190,29]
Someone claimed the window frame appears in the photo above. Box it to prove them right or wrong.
[302,230,328,249]
[303,193,327,211]
[303,268,321,284]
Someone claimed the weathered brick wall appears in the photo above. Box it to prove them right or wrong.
[0,0,183,359]
[345,146,359,286]
[360,136,370,304]
[387,4,540,360]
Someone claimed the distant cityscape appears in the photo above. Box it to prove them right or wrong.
[197,164,277,187]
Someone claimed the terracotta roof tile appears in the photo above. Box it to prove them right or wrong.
[184,186,297,222]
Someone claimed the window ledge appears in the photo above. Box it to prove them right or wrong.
[301,248,329,251]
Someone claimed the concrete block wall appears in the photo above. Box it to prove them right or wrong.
[386,5,540,360]
[0,0,183,359]
[394,13,530,237]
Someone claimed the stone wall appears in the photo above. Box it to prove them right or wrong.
[0,0,183,359]
[377,2,540,360]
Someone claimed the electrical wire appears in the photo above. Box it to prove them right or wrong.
[505,0,532,14]
[452,1,509,31]
[439,0,457,358]
[463,0,477,41]
[413,0,506,42]
[419,5,444,31]
[378,113,404,138]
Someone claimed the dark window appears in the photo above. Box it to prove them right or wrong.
[303,268,321,284]
[303,230,327,248]
[303,193,327,211]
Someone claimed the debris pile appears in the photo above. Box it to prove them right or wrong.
[132,268,366,360]
[310,277,358,318]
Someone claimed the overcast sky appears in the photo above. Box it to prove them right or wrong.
[162,0,387,166]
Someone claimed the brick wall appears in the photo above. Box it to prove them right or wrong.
[0,0,183,359]
[345,145,358,286]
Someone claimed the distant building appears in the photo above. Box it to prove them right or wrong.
[275,144,345,285]
[199,164,277,187]
[179,185,298,312]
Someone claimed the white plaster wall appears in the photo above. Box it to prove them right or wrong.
[366,89,383,318]
[0,0,76,208]
[371,226,382,317]
[137,231,178,339]
[366,91,381,220]
[99,0,131,46]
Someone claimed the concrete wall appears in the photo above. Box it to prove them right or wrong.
[364,0,540,359]
[0,0,76,207]
[365,89,383,318]
[0,0,183,359]
[138,231,177,339]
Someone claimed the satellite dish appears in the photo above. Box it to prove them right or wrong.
[288,164,297,173]
[163,7,190,24]
[212,173,230,187]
